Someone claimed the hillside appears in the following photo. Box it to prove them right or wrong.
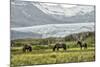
[11,1,95,28]
[11,23,94,40]
[11,31,95,47]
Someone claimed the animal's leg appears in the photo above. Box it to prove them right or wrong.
[26,49,28,52]
[53,46,56,51]
[30,48,32,52]
[53,48,55,51]
[84,46,87,49]
[63,47,66,51]
[29,47,32,52]
[64,47,66,51]
[27,48,29,52]
[57,48,59,51]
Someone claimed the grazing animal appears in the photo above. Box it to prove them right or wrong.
[77,40,87,49]
[23,44,32,52]
[53,43,66,51]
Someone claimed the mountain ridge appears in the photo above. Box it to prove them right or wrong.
[11,1,95,28]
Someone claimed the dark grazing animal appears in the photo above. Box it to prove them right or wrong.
[77,40,87,50]
[23,44,32,52]
[53,43,66,51]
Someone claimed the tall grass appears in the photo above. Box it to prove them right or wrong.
[11,47,95,66]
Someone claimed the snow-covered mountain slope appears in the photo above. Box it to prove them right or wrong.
[33,2,94,16]
[11,1,95,28]
[11,23,95,39]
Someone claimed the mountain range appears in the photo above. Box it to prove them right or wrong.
[11,1,95,40]
[11,1,95,28]
[11,23,94,39]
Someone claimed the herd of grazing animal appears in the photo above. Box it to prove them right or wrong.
[21,40,87,52]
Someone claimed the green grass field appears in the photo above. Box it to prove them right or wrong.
[11,32,95,67]
[11,47,95,67]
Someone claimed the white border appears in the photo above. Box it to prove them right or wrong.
[0,0,10,67]
[0,0,98,67]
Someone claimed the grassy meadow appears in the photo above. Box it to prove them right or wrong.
[11,32,95,67]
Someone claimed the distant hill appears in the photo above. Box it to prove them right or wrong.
[11,30,42,40]
[11,23,94,40]
[64,31,95,41]
[11,31,95,45]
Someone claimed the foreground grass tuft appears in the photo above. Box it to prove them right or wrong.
[11,47,95,66]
